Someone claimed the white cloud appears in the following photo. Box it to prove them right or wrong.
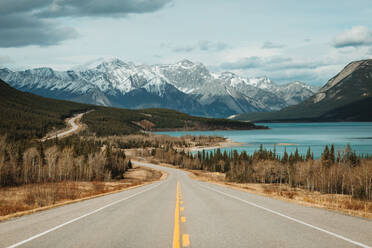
[333,26,372,48]
[262,41,285,49]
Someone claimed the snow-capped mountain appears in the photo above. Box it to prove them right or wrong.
[0,58,319,118]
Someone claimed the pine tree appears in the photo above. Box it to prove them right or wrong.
[306,146,312,161]
[294,147,300,162]
[321,145,330,167]
[38,142,46,165]
[282,148,288,164]
[330,144,335,164]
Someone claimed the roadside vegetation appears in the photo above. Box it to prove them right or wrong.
[150,144,372,218]
[0,132,221,217]
[152,145,372,201]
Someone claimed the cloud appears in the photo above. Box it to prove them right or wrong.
[0,55,13,66]
[198,40,228,51]
[0,14,77,47]
[333,26,372,48]
[219,55,334,84]
[220,56,292,70]
[0,0,171,47]
[170,40,228,53]
[37,0,172,18]
[172,45,195,53]
[262,41,285,49]
[220,56,262,69]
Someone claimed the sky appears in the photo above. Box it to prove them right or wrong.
[0,0,372,85]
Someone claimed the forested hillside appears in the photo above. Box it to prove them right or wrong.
[0,79,91,141]
[83,107,264,137]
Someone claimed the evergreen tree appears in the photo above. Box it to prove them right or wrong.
[128,160,133,169]
[330,144,335,164]
[306,146,312,161]
[282,148,288,164]
[321,145,330,167]
[38,142,46,165]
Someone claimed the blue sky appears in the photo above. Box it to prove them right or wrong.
[0,0,372,85]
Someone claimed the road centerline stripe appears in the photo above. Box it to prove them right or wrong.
[182,234,190,247]
[199,182,371,248]
[7,181,164,248]
[173,181,181,248]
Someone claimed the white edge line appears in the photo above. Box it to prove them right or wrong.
[199,182,371,248]
[7,181,164,248]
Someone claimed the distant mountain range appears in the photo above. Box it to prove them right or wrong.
[232,59,372,122]
[0,58,318,118]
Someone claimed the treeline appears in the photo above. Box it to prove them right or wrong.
[0,135,132,187]
[82,107,264,137]
[92,134,225,149]
[153,145,372,200]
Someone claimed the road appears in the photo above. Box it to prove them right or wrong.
[1,161,371,248]
[42,113,85,141]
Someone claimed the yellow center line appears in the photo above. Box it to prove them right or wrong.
[181,216,186,223]
[173,181,181,248]
[180,207,184,212]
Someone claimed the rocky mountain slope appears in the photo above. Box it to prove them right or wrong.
[0,58,318,118]
[233,59,372,122]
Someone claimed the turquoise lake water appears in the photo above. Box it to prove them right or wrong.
[155,122,372,158]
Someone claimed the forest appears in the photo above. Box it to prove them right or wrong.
[152,144,372,201]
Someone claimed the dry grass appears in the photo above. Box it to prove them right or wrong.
[0,165,165,220]
[188,169,372,219]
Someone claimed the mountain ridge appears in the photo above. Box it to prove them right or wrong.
[0,58,318,118]
[232,59,372,122]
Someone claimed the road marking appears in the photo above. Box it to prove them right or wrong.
[7,182,164,248]
[180,201,183,205]
[173,181,181,248]
[181,216,186,223]
[199,183,371,248]
[182,234,190,247]
[180,207,184,212]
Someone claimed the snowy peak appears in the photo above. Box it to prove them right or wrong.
[176,59,196,68]
[0,58,319,118]
[72,57,131,72]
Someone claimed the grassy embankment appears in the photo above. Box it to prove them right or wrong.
[188,169,372,219]
[0,165,165,221]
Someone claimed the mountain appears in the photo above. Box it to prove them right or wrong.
[0,79,265,141]
[232,59,372,122]
[0,58,318,118]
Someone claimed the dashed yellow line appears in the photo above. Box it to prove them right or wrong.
[180,207,184,212]
[172,181,180,248]
[182,234,190,247]
[173,181,190,248]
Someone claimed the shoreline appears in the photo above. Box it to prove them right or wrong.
[185,138,245,152]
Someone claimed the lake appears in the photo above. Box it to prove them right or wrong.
[155,122,372,158]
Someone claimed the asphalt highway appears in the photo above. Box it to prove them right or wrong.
[1,161,371,248]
